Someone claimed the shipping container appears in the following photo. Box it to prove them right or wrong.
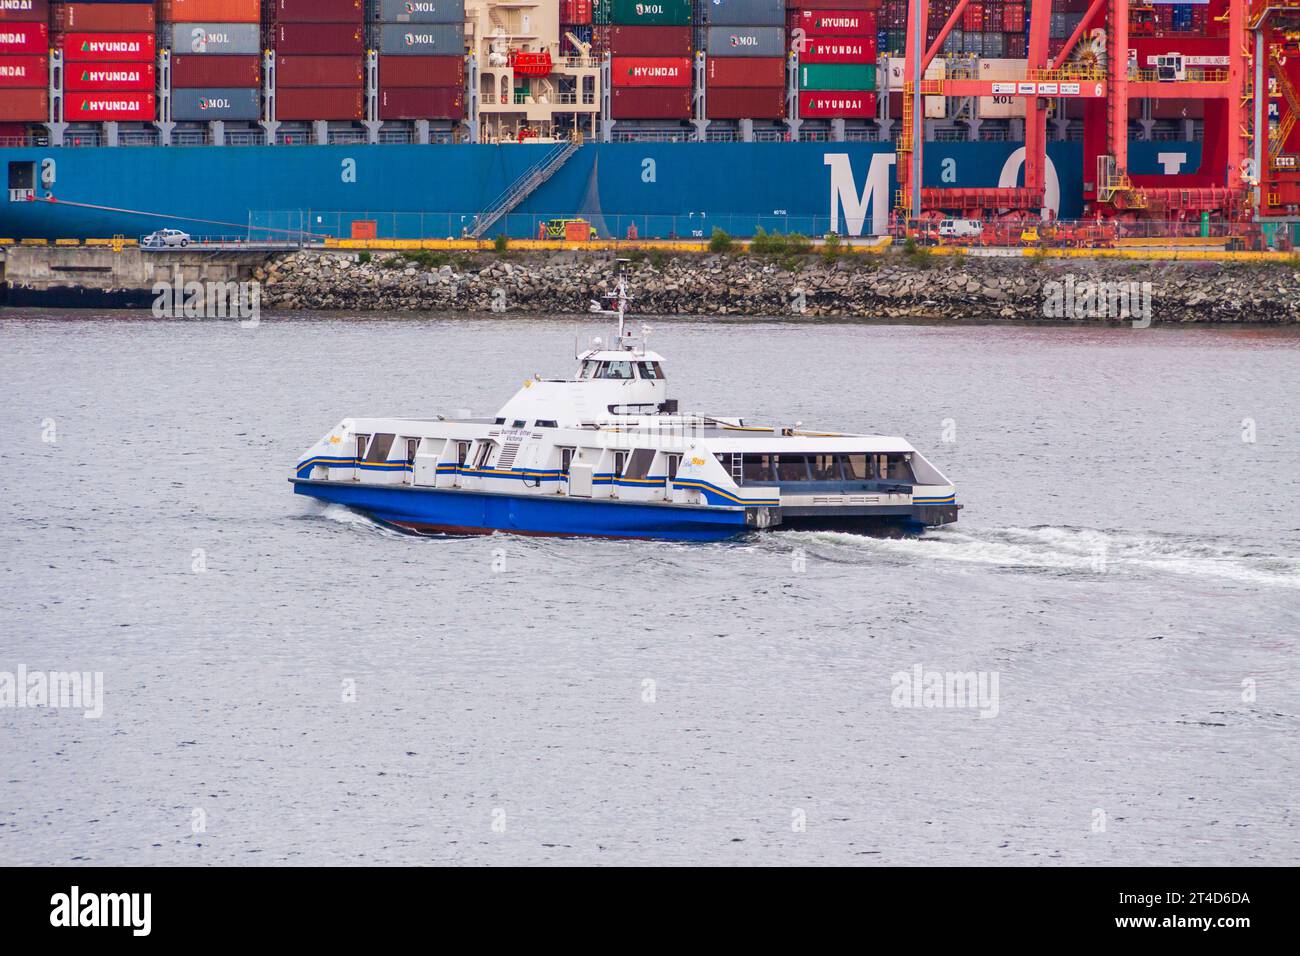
[377,86,464,119]
[276,22,364,55]
[64,32,154,62]
[706,55,783,86]
[609,85,691,118]
[376,23,463,55]
[796,10,877,37]
[705,86,783,118]
[171,53,259,87]
[0,53,45,86]
[65,91,155,120]
[598,0,691,27]
[157,0,259,23]
[788,0,878,7]
[65,61,155,91]
[166,23,260,55]
[1130,36,1229,68]
[372,0,462,23]
[798,90,875,118]
[273,0,363,21]
[0,21,46,53]
[1150,97,1204,120]
[53,3,155,32]
[607,25,691,57]
[560,0,593,25]
[171,86,260,120]
[277,54,364,86]
[800,36,876,63]
[378,54,462,87]
[611,55,691,87]
[0,87,47,120]
[702,0,785,27]
[275,86,364,119]
[705,26,784,57]
[0,0,47,23]
[799,62,875,90]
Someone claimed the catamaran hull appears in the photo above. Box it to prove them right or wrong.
[292,478,748,542]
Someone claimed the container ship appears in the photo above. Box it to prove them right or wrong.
[0,0,1296,243]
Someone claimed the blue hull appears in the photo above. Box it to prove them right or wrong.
[0,140,1202,240]
[292,479,748,542]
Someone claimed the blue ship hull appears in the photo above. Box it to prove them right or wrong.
[0,140,1203,240]
[292,479,749,541]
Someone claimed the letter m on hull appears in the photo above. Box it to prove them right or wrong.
[824,153,895,237]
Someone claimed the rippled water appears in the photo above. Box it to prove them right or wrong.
[1,312,1297,866]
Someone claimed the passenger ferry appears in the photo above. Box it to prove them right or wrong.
[289,268,959,541]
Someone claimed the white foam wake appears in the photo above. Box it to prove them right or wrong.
[796,525,1300,589]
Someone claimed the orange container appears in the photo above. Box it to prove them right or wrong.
[350,220,377,239]
[157,0,261,23]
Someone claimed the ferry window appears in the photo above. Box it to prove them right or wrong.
[842,454,870,480]
[354,434,369,461]
[365,433,395,462]
[456,442,469,466]
[742,454,776,484]
[613,451,627,477]
[495,417,506,424]
[474,442,495,469]
[596,361,633,380]
[886,454,915,482]
[777,455,811,481]
[626,448,655,480]
[665,454,681,481]
[811,454,842,480]
[536,420,557,428]
[559,447,573,475]
[637,362,661,380]
[404,438,419,465]
[512,420,526,429]
[579,361,598,379]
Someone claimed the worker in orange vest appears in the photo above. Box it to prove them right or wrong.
[626,221,638,241]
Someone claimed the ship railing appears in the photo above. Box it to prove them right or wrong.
[1133,67,1230,84]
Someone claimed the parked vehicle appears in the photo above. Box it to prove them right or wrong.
[141,228,191,248]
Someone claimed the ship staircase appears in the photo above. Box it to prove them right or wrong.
[469,139,580,239]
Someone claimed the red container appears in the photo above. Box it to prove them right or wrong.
[796,10,877,37]
[275,23,364,55]
[272,0,364,22]
[377,86,464,120]
[1002,4,1025,32]
[791,0,880,7]
[0,53,46,86]
[611,56,691,87]
[1151,99,1205,120]
[171,53,259,87]
[157,0,260,22]
[65,61,155,91]
[54,4,155,32]
[64,32,155,62]
[608,25,691,58]
[706,56,783,87]
[1130,36,1229,69]
[560,0,592,24]
[705,87,783,119]
[801,36,875,63]
[610,86,690,119]
[65,91,155,120]
[962,3,982,31]
[1004,32,1026,58]
[0,21,46,53]
[0,0,47,23]
[277,55,364,87]
[276,86,363,119]
[0,86,46,119]
[379,55,463,87]
[799,90,876,118]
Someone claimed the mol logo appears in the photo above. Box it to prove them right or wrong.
[824,149,1061,237]
[406,0,436,9]
[405,32,440,44]
[635,4,666,14]
[730,34,759,46]
[199,97,231,110]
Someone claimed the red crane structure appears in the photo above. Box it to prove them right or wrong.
[895,0,1296,237]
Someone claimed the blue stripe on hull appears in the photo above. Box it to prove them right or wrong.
[292,480,748,542]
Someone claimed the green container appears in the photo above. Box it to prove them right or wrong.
[799,64,877,92]
[598,0,691,26]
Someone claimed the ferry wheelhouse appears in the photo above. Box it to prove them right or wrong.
[289,270,959,541]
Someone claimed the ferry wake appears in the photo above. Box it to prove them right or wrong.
[288,265,959,541]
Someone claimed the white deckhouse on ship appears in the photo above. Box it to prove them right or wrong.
[290,267,959,541]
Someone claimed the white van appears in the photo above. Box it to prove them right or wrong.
[937,219,984,239]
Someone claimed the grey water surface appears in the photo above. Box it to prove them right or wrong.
[1,312,1296,866]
